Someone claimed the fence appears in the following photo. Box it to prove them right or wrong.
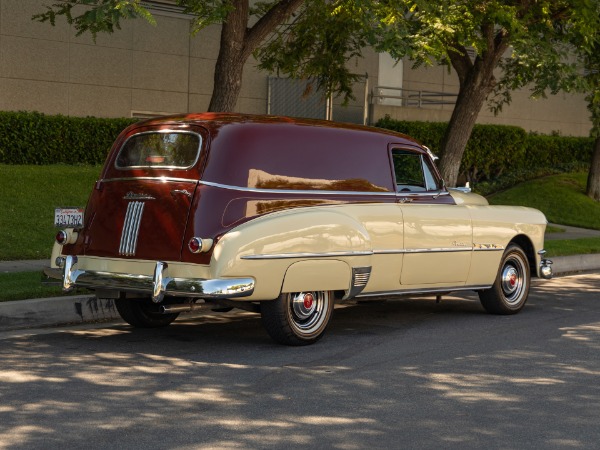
[267,77,458,125]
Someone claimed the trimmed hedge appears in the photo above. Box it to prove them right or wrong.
[375,116,593,186]
[0,111,137,165]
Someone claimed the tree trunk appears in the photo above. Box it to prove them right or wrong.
[586,136,600,201]
[208,0,305,112]
[208,2,248,112]
[438,27,509,187]
[438,80,491,187]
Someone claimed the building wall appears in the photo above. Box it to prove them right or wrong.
[0,0,592,137]
[374,58,592,136]
[0,0,268,117]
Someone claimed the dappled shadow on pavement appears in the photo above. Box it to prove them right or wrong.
[0,274,599,449]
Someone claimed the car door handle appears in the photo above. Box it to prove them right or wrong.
[171,189,192,199]
[397,197,414,204]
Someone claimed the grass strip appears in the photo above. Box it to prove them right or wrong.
[0,271,88,302]
[545,237,600,257]
[0,164,101,260]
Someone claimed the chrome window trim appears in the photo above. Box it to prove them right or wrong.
[199,180,397,197]
[101,177,198,184]
[115,129,202,171]
[198,180,452,197]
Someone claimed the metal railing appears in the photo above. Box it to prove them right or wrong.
[371,86,458,108]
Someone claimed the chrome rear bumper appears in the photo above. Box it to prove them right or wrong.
[45,256,255,303]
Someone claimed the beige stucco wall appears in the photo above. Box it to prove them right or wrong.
[0,0,268,117]
[0,0,592,136]
[373,58,592,136]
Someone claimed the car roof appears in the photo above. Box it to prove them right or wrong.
[133,113,423,148]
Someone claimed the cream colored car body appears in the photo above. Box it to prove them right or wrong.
[50,190,547,302]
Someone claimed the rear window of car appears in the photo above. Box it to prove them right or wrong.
[115,131,201,169]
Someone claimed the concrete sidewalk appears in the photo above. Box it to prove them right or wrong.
[545,224,600,241]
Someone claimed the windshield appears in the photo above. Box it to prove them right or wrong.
[115,131,201,169]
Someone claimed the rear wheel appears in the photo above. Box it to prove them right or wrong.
[115,298,179,328]
[261,291,334,346]
[479,244,530,315]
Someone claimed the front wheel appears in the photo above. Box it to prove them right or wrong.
[261,291,334,346]
[115,298,179,328]
[479,244,531,315]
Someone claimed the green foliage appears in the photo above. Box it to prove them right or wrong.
[488,173,600,230]
[375,116,593,191]
[0,111,136,165]
[33,0,156,40]
[257,0,372,103]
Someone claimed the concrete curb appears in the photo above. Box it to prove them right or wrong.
[551,254,600,274]
[0,255,598,332]
[0,295,120,331]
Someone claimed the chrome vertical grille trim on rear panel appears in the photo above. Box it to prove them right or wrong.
[119,201,145,256]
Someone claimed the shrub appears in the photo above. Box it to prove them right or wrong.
[0,111,137,165]
[375,116,593,189]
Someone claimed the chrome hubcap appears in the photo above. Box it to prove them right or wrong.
[292,292,317,321]
[501,258,525,305]
[289,291,329,333]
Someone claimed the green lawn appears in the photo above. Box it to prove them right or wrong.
[0,271,80,302]
[0,164,101,260]
[544,237,600,257]
[488,172,600,230]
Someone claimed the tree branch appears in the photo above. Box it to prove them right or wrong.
[243,0,305,60]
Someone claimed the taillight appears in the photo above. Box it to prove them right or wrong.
[56,230,68,245]
[56,229,78,245]
[188,237,202,253]
[188,237,213,254]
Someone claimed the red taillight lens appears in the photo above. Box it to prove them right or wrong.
[56,230,68,245]
[188,237,202,254]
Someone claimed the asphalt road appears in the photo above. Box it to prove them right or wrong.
[1,273,599,449]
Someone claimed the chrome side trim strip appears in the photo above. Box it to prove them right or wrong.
[473,247,504,252]
[373,247,472,255]
[241,250,373,260]
[356,284,492,298]
[199,180,397,197]
[403,247,471,254]
[102,177,198,184]
[243,246,502,260]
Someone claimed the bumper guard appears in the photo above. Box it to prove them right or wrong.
[45,256,255,303]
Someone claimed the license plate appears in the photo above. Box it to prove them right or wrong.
[54,207,84,228]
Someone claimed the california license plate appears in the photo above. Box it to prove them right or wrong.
[54,207,84,228]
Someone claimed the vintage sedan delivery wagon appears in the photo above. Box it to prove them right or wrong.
[46,113,553,345]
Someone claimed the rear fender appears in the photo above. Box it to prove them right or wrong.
[211,207,372,300]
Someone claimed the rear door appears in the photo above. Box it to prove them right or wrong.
[84,128,204,261]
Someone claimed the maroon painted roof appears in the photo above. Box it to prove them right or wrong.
[132,113,422,147]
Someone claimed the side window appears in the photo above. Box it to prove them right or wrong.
[392,150,426,192]
[423,159,440,191]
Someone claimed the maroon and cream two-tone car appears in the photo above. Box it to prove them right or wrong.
[46,113,553,345]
